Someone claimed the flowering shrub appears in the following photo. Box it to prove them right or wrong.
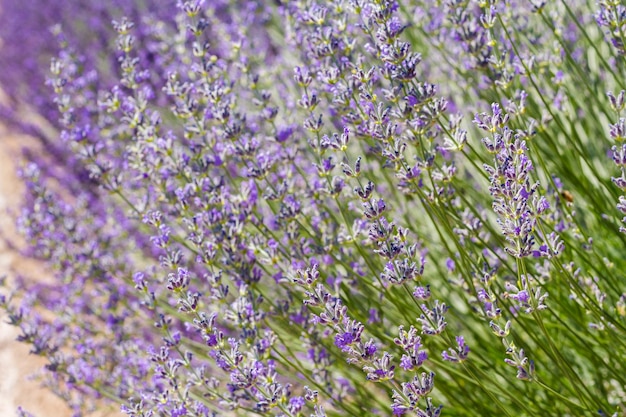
[1,0,626,416]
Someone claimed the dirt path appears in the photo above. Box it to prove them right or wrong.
[0,124,73,416]
[0,122,123,417]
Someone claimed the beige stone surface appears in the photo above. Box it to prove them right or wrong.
[0,124,119,417]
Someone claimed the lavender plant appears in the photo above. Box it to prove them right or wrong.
[1,0,626,416]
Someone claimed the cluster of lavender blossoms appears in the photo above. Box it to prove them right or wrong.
[1,0,626,416]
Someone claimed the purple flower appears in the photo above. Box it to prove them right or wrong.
[288,396,306,413]
[335,331,356,351]
[479,103,563,258]
[442,336,470,363]
[171,406,187,417]
[445,258,456,272]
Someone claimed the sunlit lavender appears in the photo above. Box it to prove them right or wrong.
[1,1,626,416]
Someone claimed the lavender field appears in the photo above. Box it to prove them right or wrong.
[1,1,626,416]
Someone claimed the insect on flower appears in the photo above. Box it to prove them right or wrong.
[560,190,574,203]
